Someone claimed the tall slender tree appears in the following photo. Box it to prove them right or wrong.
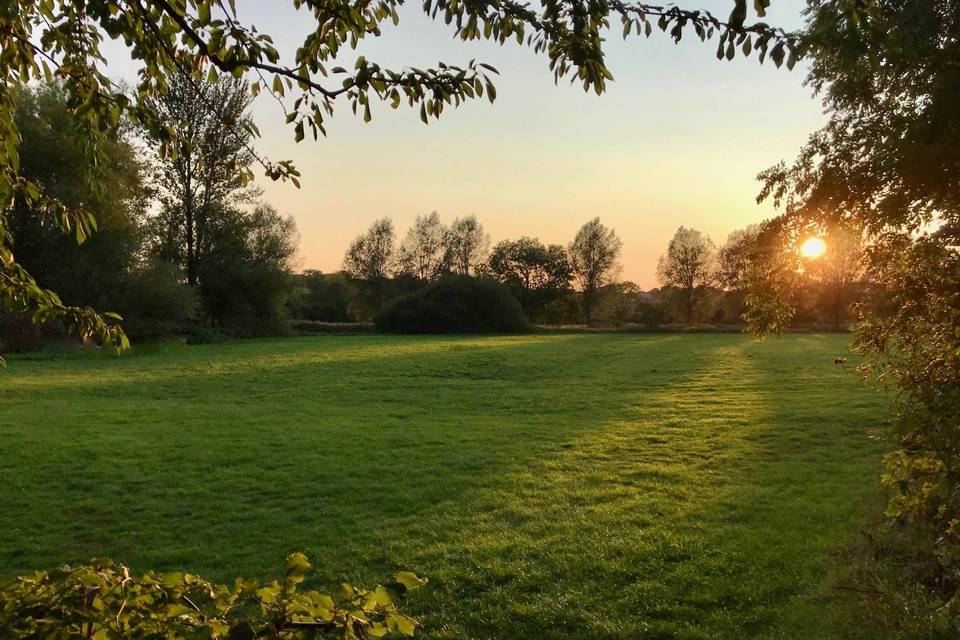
[445,216,490,275]
[716,224,762,292]
[151,75,256,286]
[568,218,622,323]
[396,212,448,281]
[343,218,396,282]
[657,226,717,322]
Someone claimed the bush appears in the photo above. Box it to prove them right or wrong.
[0,312,64,353]
[288,271,354,322]
[375,275,529,334]
[199,262,293,337]
[181,323,229,345]
[633,301,666,328]
[0,553,424,639]
[293,320,375,334]
[117,259,199,340]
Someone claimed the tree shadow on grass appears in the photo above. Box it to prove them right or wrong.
[334,335,888,640]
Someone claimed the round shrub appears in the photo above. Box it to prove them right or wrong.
[374,275,529,333]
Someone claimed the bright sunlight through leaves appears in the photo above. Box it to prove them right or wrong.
[800,237,827,259]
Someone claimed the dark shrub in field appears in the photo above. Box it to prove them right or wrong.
[375,275,529,334]
[117,259,199,340]
[0,312,63,353]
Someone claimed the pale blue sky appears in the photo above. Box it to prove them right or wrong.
[107,1,820,287]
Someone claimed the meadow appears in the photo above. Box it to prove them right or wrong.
[0,334,888,638]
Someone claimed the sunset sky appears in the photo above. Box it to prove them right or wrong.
[110,1,822,288]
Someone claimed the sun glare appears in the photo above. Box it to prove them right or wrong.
[800,237,827,259]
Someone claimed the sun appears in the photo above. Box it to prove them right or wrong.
[800,237,827,259]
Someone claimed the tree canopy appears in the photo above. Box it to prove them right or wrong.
[486,236,573,321]
[344,218,396,282]
[569,217,621,322]
[657,226,716,322]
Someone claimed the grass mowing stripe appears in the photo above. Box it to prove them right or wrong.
[371,339,774,638]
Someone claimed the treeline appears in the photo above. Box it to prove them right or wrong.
[292,218,868,332]
[654,224,868,329]
[290,214,624,330]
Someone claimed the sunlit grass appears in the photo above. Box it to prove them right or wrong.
[0,334,887,638]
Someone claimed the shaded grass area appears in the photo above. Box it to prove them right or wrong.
[0,334,886,638]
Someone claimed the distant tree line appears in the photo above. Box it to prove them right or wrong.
[653,223,868,329]
[290,214,625,330]
[291,216,869,332]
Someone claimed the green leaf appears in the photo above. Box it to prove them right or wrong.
[226,621,256,640]
[393,571,426,590]
[283,552,311,580]
[256,586,278,604]
[165,603,192,617]
[160,572,185,587]
[392,613,417,635]
[771,41,786,67]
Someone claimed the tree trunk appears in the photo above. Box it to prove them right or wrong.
[184,147,197,286]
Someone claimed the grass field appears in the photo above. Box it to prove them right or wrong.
[0,334,888,638]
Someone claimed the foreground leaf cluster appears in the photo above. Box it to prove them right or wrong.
[0,553,425,639]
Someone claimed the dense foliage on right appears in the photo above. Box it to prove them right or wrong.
[744,0,960,626]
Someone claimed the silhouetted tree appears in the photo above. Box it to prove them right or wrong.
[397,212,448,281]
[197,203,297,333]
[714,224,762,323]
[803,226,866,328]
[343,218,395,281]
[569,218,621,323]
[288,270,352,322]
[445,215,490,275]
[657,227,716,323]
[597,281,641,324]
[486,237,572,321]
[151,75,256,286]
[717,224,761,291]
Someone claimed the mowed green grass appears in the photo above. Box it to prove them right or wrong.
[0,334,887,638]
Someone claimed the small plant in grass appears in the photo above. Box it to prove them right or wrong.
[0,553,424,639]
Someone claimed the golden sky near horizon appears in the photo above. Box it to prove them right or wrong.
[107,1,822,288]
